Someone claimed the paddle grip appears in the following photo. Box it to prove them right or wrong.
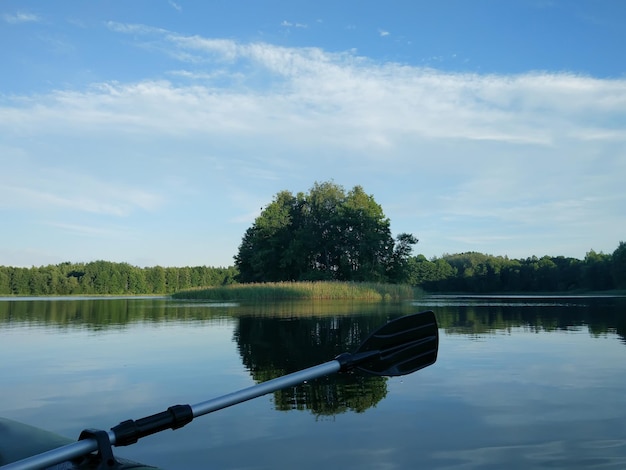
[111,404,193,446]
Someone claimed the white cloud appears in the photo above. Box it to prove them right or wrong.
[45,222,135,239]
[281,20,307,28]
[2,39,623,175]
[13,27,623,152]
[2,11,41,23]
[378,29,390,37]
[168,1,182,11]
[104,21,167,35]
[1,28,625,264]
[4,30,625,156]
[167,69,241,81]
[0,182,161,216]
[0,161,163,217]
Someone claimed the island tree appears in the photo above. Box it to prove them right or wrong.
[234,181,417,283]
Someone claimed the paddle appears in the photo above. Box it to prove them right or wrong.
[2,311,438,470]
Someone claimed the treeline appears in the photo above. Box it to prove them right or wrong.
[407,241,626,293]
[1,241,624,296]
[0,261,237,296]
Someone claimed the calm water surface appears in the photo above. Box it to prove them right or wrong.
[1,296,625,469]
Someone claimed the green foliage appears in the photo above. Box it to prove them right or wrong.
[612,242,626,289]
[173,281,420,301]
[0,262,238,296]
[234,181,417,283]
[2,240,624,296]
[409,241,626,293]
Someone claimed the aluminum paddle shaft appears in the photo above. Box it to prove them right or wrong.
[192,360,341,417]
[0,431,113,470]
[0,362,341,470]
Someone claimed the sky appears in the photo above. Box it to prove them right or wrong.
[1,0,625,268]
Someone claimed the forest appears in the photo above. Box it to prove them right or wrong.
[406,241,626,293]
[0,240,624,296]
[0,261,237,296]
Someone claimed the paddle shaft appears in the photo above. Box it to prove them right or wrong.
[0,433,107,470]
[192,359,340,417]
[1,360,341,470]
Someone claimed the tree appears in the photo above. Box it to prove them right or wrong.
[10,268,30,295]
[388,233,419,283]
[611,241,626,289]
[537,256,559,291]
[0,267,10,295]
[236,190,297,282]
[145,266,166,293]
[234,181,416,283]
[583,250,613,290]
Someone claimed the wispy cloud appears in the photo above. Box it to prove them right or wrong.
[1,26,625,263]
[2,11,41,24]
[281,20,308,28]
[6,26,626,151]
[167,69,240,81]
[105,21,167,35]
[0,183,162,217]
[168,0,182,11]
[0,160,164,217]
[6,37,623,151]
[378,29,390,37]
[45,222,135,239]
[67,18,88,28]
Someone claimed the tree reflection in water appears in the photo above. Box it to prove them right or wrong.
[234,314,390,416]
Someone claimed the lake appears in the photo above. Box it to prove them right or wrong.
[1,295,625,469]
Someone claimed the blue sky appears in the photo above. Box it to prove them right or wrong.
[1,0,625,268]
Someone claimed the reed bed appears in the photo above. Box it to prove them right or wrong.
[172,281,420,301]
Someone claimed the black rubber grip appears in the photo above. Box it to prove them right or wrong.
[112,404,193,446]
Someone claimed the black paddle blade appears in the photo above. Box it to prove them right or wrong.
[352,311,438,377]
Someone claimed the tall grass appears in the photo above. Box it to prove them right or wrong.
[172,281,421,301]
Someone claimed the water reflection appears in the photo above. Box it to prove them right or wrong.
[0,298,408,327]
[235,314,389,415]
[0,297,235,327]
[0,298,408,417]
[1,294,625,345]
[1,295,625,420]
[414,295,626,344]
[431,439,626,468]
[3,295,626,469]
